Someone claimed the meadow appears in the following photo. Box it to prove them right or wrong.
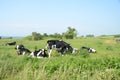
[0,36,120,80]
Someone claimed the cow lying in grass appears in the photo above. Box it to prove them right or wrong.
[15,44,31,55]
[81,46,96,53]
[6,41,16,46]
[30,49,48,58]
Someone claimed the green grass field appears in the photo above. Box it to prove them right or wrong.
[0,37,120,80]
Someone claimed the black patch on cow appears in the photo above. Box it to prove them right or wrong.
[6,41,16,46]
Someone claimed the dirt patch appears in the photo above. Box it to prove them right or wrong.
[104,40,116,44]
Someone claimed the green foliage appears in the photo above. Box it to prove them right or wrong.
[24,35,32,40]
[48,33,62,39]
[0,37,120,80]
[32,32,43,40]
[106,46,114,51]
[114,34,120,38]
[24,27,78,40]
[43,33,48,37]
[64,27,77,39]
[53,33,62,39]
[79,49,90,58]
[0,54,120,80]
[86,34,94,37]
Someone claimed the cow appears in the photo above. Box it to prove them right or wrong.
[6,41,16,46]
[30,49,48,58]
[81,46,96,53]
[15,44,31,55]
[46,40,74,57]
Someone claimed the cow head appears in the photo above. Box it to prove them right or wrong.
[15,44,24,50]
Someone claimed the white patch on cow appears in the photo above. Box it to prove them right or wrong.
[72,48,78,53]
[42,49,46,54]
[89,48,96,53]
[52,45,56,48]
[22,51,26,55]
[37,50,42,57]
[30,52,35,57]
[16,45,19,50]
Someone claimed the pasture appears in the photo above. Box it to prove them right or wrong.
[0,36,120,80]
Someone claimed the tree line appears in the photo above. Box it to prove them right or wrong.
[24,27,78,40]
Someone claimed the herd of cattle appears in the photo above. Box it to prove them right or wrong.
[6,40,96,58]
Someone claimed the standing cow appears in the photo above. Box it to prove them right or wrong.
[46,40,74,57]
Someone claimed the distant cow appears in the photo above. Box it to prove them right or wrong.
[46,40,75,57]
[81,46,96,53]
[6,41,16,46]
[15,44,31,55]
[30,49,48,58]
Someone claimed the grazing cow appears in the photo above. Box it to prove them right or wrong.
[15,44,31,55]
[81,46,96,53]
[46,40,74,57]
[6,41,16,46]
[30,49,48,58]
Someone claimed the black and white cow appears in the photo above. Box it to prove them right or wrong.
[81,46,96,53]
[46,40,74,57]
[15,44,31,55]
[6,41,16,46]
[30,49,48,58]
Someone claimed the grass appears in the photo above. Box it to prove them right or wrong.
[0,37,120,80]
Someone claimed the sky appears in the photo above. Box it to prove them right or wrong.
[0,0,120,37]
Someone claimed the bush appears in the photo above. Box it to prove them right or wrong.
[86,34,94,37]
[32,32,43,40]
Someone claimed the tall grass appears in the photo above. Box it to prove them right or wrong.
[0,37,120,80]
[0,54,120,80]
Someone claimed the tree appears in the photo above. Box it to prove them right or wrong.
[64,27,77,39]
[54,33,62,39]
[86,34,94,37]
[43,33,48,37]
[114,34,120,38]
[32,32,43,40]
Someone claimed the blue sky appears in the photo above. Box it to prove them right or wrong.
[0,0,120,36]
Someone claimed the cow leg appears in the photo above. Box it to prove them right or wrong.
[18,52,21,55]
[59,49,64,56]
[48,49,52,57]
[45,44,49,49]
[57,50,62,56]
[22,51,26,55]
